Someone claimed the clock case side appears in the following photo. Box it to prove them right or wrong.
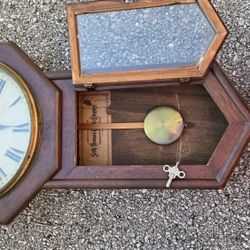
[0,43,61,225]
[44,62,250,190]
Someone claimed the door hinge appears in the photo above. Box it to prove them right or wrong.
[124,0,134,3]
[85,84,95,91]
[179,78,191,83]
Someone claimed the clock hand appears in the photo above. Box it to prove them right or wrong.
[0,124,13,130]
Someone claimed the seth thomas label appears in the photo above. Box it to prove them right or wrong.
[79,92,112,165]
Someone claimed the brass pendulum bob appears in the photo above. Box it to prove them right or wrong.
[143,106,184,145]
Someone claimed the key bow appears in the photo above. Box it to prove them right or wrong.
[163,162,186,188]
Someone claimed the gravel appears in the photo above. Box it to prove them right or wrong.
[0,0,249,249]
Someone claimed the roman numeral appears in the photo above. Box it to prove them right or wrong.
[5,148,25,163]
[0,167,7,180]
[0,79,6,93]
[8,96,21,108]
[13,123,30,133]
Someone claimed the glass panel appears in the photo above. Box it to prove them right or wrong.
[77,3,216,74]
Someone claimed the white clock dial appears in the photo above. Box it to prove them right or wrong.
[0,63,39,196]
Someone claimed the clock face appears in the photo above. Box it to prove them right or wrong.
[0,63,40,196]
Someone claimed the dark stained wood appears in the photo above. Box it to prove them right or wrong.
[61,165,215,180]
[212,62,250,120]
[50,79,76,179]
[204,73,245,122]
[0,43,61,224]
[216,123,250,187]
[77,84,228,166]
[210,62,250,187]
[46,179,223,190]
[44,63,250,190]
[67,0,227,86]
[208,123,248,174]
[45,70,71,80]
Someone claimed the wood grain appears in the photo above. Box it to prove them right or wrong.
[77,84,228,166]
[43,63,250,190]
[0,43,61,224]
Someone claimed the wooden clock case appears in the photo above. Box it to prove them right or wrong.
[0,43,249,225]
[0,0,249,224]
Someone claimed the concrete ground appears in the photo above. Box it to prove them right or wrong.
[0,0,249,249]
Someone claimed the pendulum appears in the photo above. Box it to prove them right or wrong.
[143,106,184,145]
[78,105,184,145]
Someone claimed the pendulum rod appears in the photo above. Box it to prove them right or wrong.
[78,122,144,130]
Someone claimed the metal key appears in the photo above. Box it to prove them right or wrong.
[163,161,186,188]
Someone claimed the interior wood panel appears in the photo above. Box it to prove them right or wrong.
[78,84,228,166]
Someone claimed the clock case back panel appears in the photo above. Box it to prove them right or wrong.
[0,43,61,224]
[77,85,229,166]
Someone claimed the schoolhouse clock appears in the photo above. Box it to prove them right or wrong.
[0,0,249,225]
